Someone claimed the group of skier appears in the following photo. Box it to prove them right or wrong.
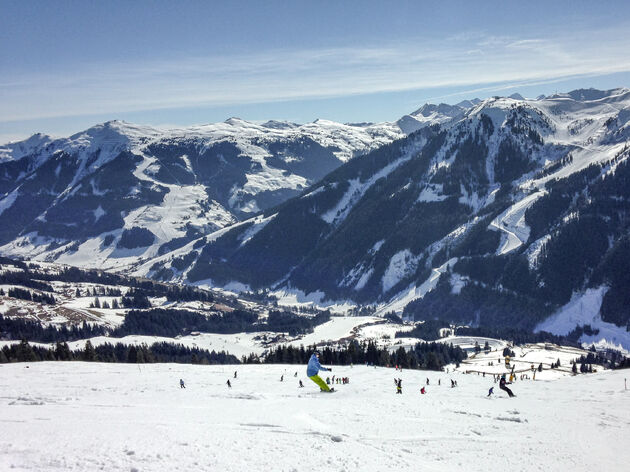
[178,349,518,398]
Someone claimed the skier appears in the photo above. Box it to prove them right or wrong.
[234,371,237,379]
[280,374,284,382]
[499,374,515,397]
[227,379,232,388]
[420,386,426,394]
[487,387,494,397]
[299,380,304,388]
[180,378,186,389]
[306,351,333,392]
[396,378,402,394]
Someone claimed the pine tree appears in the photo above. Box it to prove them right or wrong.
[83,340,96,361]
[55,342,72,361]
[127,345,138,363]
[16,340,38,362]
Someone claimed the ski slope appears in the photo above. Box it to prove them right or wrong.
[1,361,627,472]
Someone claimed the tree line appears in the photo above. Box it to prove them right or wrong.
[0,339,238,365]
[0,316,107,343]
[258,340,467,371]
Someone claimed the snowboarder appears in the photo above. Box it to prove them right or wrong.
[227,379,232,388]
[499,374,515,397]
[180,379,186,389]
[396,378,402,394]
[487,387,494,397]
[306,351,333,392]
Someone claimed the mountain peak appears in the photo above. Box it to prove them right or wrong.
[261,120,298,130]
[455,98,482,108]
[548,87,630,102]
[224,117,248,125]
[411,103,463,118]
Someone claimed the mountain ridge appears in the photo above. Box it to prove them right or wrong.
[1,88,630,348]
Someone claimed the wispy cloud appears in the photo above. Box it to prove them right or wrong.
[2,26,630,123]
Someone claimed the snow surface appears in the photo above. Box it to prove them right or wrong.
[535,287,630,351]
[1,360,628,471]
[381,249,418,293]
[489,190,545,255]
[270,288,356,314]
[376,258,458,317]
[286,316,382,348]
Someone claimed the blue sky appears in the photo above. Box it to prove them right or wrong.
[2,0,630,143]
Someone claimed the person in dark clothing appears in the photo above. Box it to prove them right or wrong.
[396,378,402,394]
[234,371,237,379]
[180,379,186,389]
[487,387,494,397]
[299,380,304,388]
[227,379,232,388]
[499,374,515,397]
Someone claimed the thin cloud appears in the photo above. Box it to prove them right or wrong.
[2,27,630,123]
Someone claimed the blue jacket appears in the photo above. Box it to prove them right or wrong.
[306,354,328,377]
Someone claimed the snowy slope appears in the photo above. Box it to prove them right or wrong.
[0,361,627,472]
[535,287,630,351]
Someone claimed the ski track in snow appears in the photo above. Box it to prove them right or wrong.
[0,362,628,472]
[489,191,546,256]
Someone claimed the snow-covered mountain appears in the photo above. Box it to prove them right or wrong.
[396,102,468,134]
[133,88,630,347]
[0,117,409,270]
[2,88,630,348]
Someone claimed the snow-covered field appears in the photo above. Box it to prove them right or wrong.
[1,361,627,472]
